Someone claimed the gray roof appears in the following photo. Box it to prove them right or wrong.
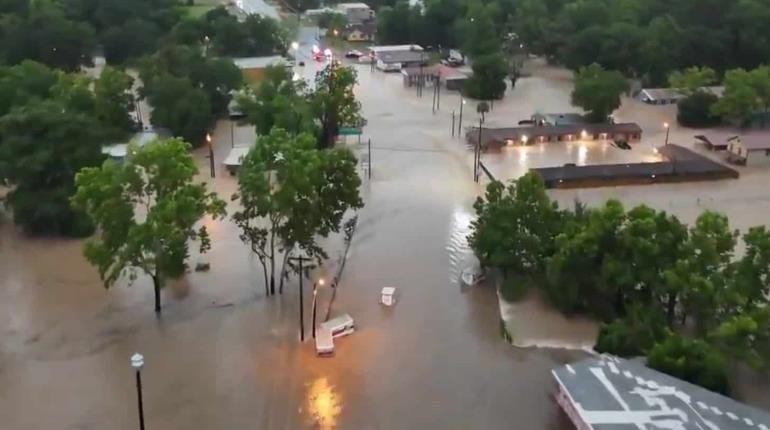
[232,55,287,69]
[729,134,770,151]
[553,356,770,430]
[377,50,427,64]
[640,86,725,102]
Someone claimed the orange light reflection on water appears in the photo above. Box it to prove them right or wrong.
[307,377,341,429]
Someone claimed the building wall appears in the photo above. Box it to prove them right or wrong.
[241,67,267,83]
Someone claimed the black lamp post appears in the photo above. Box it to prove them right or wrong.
[206,133,215,178]
[458,97,466,137]
[288,255,312,341]
[131,353,146,430]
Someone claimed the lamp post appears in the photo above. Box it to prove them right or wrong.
[206,133,215,178]
[312,278,325,339]
[131,353,146,430]
[458,97,466,137]
[664,122,670,146]
[290,41,299,62]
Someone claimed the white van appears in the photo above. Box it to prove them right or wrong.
[321,314,355,338]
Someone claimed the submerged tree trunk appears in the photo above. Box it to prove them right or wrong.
[269,230,276,295]
[278,249,291,295]
[258,255,269,296]
[152,274,161,313]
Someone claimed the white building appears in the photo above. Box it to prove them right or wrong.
[101,130,158,161]
[335,2,374,23]
[727,134,770,166]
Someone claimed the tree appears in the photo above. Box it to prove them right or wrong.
[312,63,363,149]
[728,226,770,310]
[571,63,628,123]
[0,100,107,236]
[668,66,717,95]
[235,65,316,136]
[545,199,627,318]
[464,53,508,100]
[712,307,770,370]
[476,101,489,122]
[232,129,363,296]
[93,66,136,134]
[713,68,758,127]
[677,91,721,127]
[101,19,162,64]
[667,211,737,334]
[71,138,226,313]
[142,74,212,145]
[317,11,346,32]
[0,7,95,71]
[647,335,729,394]
[469,173,561,277]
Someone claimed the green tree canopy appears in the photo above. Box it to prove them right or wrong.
[312,64,363,149]
[72,138,226,313]
[232,129,363,295]
[571,63,628,123]
[0,100,107,236]
[668,66,717,95]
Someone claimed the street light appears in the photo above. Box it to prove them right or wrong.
[458,97,466,137]
[521,134,529,145]
[663,122,670,146]
[131,353,146,430]
[206,133,215,178]
[291,41,299,51]
[312,278,326,339]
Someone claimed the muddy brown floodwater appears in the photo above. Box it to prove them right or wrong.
[9,57,769,429]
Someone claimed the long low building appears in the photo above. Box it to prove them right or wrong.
[553,356,770,430]
[638,86,724,105]
[466,123,643,150]
[533,144,739,189]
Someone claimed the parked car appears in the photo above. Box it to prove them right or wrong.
[344,49,363,59]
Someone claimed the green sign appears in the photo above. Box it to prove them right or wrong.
[338,127,362,136]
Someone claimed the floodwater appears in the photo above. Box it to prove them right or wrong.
[2,57,768,429]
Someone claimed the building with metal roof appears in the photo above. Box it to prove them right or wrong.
[726,134,770,166]
[553,355,770,430]
[637,86,725,105]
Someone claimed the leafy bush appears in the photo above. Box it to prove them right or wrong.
[677,91,721,127]
[647,335,729,394]
[595,316,667,357]
[499,274,532,302]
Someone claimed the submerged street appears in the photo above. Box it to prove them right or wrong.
[0,59,585,429]
[5,54,770,428]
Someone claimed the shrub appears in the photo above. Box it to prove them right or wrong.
[647,335,729,394]
[677,91,721,128]
[499,274,532,302]
[595,307,668,357]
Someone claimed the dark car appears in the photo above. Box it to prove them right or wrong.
[345,50,363,59]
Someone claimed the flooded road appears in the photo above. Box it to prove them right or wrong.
[5,57,769,429]
[0,58,585,429]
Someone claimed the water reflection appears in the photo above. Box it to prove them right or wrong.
[447,205,475,285]
[307,377,341,429]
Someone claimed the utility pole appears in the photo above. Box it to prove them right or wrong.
[368,138,372,179]
[288,255,312,342]
[451,111,456,137]
[230,120,235,148]
[475,118,483,182]
[458,97,465,138]
[436,75,441,110]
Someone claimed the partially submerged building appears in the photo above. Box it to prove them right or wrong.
[727,134,770,166]
[369,45,426,71]
[232,56,290,81]
[466,123,643,151]
[637,86,724,105]
[336,2,374,23]
[553,356,770,430]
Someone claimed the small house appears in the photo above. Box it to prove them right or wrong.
[344,21,375,42]
[727,134,770,166]
[232,56,290,82]
[335,2,374,23]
